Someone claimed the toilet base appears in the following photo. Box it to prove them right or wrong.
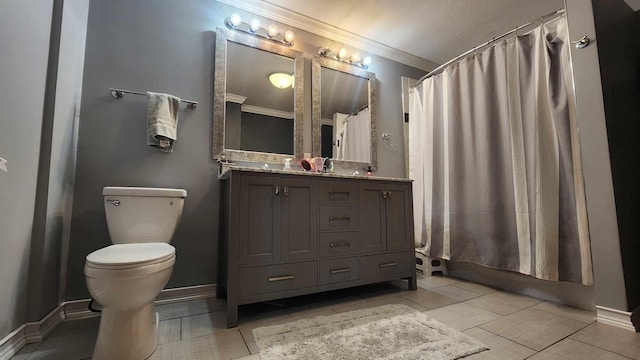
[92,304,159,360]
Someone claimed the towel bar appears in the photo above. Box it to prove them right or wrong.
[109,88,198,109]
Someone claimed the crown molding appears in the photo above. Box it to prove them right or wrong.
[226,93,247,104]
[216,0,439,71]
[242,104,294,119]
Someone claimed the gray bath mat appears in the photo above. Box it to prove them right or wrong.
[252,303,488,359]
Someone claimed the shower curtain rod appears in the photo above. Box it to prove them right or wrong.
[411,8,565,88]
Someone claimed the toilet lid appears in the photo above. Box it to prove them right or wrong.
[86,243,175,269]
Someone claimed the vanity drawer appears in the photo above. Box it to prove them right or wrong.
[319,207,358,231]
[318,181,358,205]
[319,257,359,285]
[319,232,358,257]
[359,252,412,279]
[239,262,318,298]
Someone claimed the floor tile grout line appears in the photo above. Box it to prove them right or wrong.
[569,333,637,359]
[448,282,497,294]
[238,326,254,355]
[528,321,591,354]
[464,294,544,317]
[529,303,596,324]
[476,325,542,353]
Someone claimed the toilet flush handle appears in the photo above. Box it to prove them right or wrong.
[105,199,120,206]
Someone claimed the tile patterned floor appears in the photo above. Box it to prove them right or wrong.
[12,275,639,360]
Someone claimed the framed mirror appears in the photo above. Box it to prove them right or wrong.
[312,55,377,170]
[213,28,304,163]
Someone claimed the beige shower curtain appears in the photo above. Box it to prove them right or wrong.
[409,16,592,285]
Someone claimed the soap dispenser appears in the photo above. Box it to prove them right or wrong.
[366,165,373,177]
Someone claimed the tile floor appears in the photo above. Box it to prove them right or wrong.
[12,275,640,360]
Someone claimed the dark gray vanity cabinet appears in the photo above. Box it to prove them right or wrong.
[219,169,416,328]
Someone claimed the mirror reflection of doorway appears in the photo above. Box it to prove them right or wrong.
[321,124,333,158]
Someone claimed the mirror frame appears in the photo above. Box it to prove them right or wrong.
[213,27,304,162]
[311,55,377,170]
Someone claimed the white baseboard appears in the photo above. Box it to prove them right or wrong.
[24,305,64,343]
[0,325,26,360]
[64,283,217,320]
[596,305,636,331]
[155,284,217,305]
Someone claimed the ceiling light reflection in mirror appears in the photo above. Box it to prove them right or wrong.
[225,42,295,155]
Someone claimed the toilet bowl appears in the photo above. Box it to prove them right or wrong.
[86,243,175,360]
[85,187,186,360]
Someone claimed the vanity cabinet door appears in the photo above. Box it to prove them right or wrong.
[239,175,281,265]
[359,183,413,253]
[386,185,412,251]
[359,183,387,253]
[281,177,318,261]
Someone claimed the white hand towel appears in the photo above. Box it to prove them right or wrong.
[147,91,181,152]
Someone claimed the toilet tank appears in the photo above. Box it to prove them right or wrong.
[103,187,187,244]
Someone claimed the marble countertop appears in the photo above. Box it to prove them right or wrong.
[218,164,413,183]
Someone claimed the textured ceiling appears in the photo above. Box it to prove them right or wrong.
[263,0,564,65]
[624,0,640,10]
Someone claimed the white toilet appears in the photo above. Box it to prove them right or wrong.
[84,187,187,360]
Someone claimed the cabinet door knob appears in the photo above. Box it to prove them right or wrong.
[381,191,388,199]
[283,186,289,196]
[275,186,280,196]
[387,191,391,199]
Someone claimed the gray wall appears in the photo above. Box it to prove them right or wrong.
[65,0,426,300]
[564,0,630,312]
[590,0,640,311]
[224,103,241,149]
[26,0,88,322]
[0,0,54,338]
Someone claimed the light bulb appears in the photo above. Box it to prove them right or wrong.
[338,48,348,59]
[250,18,261,32]
[267,24,279,37]
[351,53,361,63]
[363,56,372,66]
[229,13,241,27]
[284,30,294,43]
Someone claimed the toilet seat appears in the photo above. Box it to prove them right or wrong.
[86,243,175,270]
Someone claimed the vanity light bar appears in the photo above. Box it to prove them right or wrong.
[225,14,294,46]
[318,47,372,69]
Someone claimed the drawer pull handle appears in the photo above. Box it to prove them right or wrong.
[330,267,352,274]
[379,262,398,268]
[329,216,350,221]
[329,241,350,248]
[329,190,349,195]
[267,275,295,282]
